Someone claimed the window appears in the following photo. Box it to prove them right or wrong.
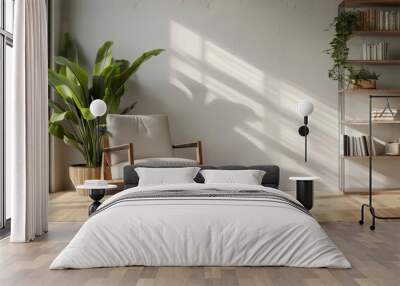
[5,0,14,33]
[1,0,14,232]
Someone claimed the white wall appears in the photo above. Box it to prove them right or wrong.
[52,0,397,192]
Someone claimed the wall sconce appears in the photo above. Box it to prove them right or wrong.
[297,100,314,162]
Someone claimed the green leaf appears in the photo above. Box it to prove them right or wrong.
[63,135,84,154]
[50,111,68,123]
[48,69,85,109]
[102,64,120,87]
[114,59,130,73]
[111,49,164,92]
[48,99,65,113]
[60,33,78,63]
[55,56,89,97]
[50,111,78,124]
[93,41,114,76]
[57,33,79,79]
[48,122,64,139]
[103,86,124,113]
[98,61,130,93]
[48,69,95,122]
[102,87,113,111]
[92,75,106,100]
[81,108,96,121]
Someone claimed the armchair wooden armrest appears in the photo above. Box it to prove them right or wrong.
[101,143,134,180]
[104,143,134,154]
[172,140,203,165]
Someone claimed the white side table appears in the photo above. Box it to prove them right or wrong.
[77,184,117,215]
[289,177,319,210]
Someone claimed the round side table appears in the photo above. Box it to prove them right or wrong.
[77,184,117,215]
[289,177,319,210]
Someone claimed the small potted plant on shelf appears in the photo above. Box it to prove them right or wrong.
[48,33,164,190]
[348,68,380,89]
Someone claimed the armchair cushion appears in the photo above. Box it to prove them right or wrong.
[111,157,199,179]
[107,114,174,165]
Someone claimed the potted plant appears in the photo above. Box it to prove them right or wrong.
[348,68,380,89]
[48,33,164,189]
[325,11,360,81]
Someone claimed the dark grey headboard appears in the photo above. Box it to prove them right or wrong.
[123,165,280,189]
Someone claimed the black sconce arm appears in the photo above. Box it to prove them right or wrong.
[298,116,310,162]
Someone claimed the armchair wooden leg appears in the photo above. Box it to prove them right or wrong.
[128,143,134,165]
[196,141,203,165]
[101,151,112,180]
[101,152,106,180]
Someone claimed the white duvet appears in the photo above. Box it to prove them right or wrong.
[50,183,350,269]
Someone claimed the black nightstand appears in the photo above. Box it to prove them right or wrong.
[77,184,117,215]
[289,177,319,210]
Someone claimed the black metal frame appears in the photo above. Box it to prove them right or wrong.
[298,116,310,162]
[359,95,400,230]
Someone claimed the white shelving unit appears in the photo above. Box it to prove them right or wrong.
[338,0,400,192]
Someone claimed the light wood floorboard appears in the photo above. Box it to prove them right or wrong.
[1,222,400,286]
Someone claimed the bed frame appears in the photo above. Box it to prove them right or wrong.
[123,165,280,189]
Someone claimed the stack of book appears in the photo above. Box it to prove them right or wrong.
[342,135,376,157]
[372,109,400,121]
[362,42,389,60]
[357,9,400,31]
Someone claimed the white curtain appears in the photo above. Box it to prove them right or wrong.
[10,0,49,242]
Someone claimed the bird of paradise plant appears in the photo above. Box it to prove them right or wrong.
[48,33,164,167]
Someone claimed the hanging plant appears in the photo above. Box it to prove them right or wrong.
[325,11,360,81]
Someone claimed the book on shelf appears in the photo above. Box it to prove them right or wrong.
[342,135,376,157]
[357,9,400,31]
[362,41,389,60]
[363,136,370,156]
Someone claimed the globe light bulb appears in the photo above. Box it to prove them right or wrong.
[90,99,107,117]
[297,100,314,117]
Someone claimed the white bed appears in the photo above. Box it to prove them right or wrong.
[50,183,350,269]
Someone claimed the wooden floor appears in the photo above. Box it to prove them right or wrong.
[1,190,400,286]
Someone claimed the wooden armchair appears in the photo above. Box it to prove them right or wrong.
[101,114,203,182]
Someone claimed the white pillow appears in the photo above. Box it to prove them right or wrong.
[200,169,266,185]
[136,167,201,186]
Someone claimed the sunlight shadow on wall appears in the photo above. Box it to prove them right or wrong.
[168,19,340,190]
[205,41,265,94]
[204,77,264,117]
[169,57,202,100]
[234,126,266,152]
[170,21,203,60]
